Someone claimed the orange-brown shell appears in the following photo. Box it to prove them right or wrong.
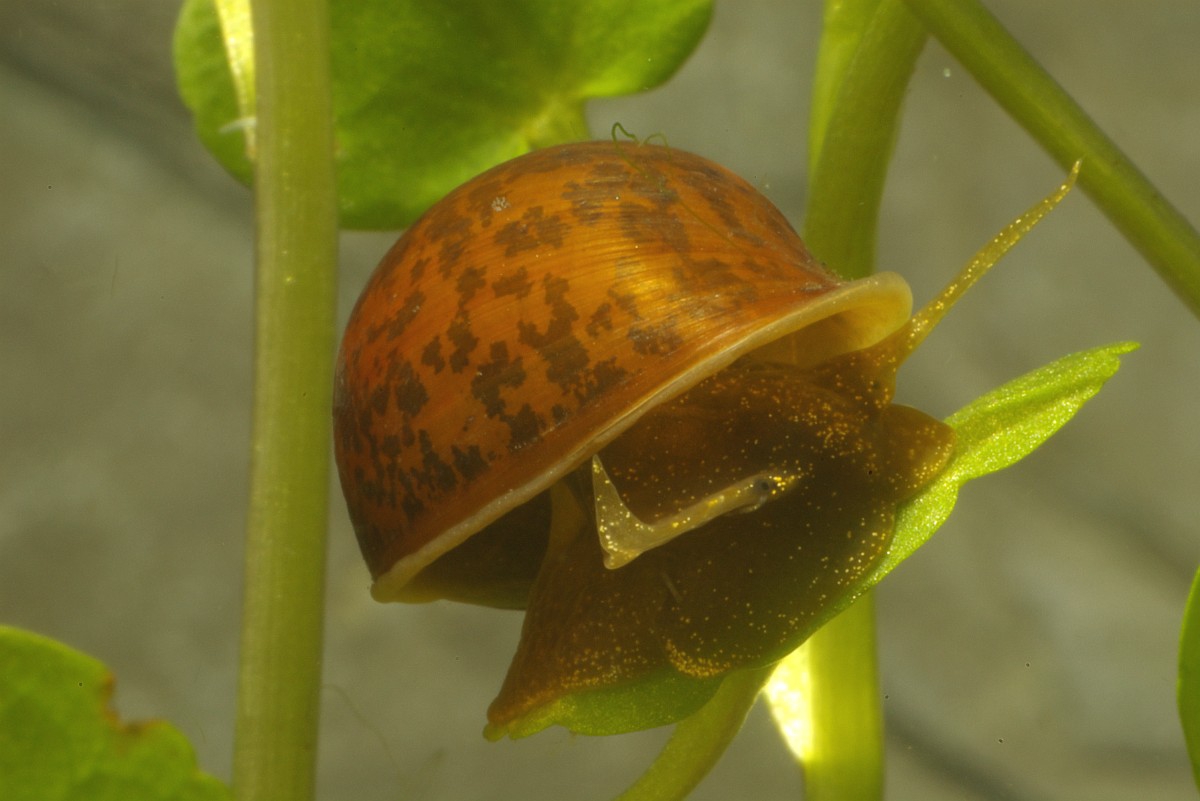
[333,140,912,601]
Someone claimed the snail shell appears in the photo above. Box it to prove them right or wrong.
[333,140,927,607]
[334,141,1079,736]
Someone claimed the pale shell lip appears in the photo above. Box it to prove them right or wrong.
[369,271,913,603]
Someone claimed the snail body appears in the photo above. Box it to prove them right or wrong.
[333,140,1073,736]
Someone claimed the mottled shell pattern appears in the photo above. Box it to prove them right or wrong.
[333,140,913,604]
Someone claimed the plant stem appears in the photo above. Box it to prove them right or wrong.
[804,0,927,280]
[613,665,776,801]
[807,0,884,170]
[902,0,1200,318]
[231,0,337,798]
[792,596,885,800]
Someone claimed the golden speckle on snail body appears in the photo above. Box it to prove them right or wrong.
[332,139,1077,736]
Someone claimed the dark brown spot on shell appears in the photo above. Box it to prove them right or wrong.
[586,302,614,338]
[682,257,761,306]
[517,274,589,398]
[607,285,643,321]
[369,383,389,416]
[506,404,543,452]
[416,430,458,494]
[421,335,446,374]
[562,178,614,226]
[409,256,429,286]
[628,321,684,357]
[398,471,424,523]
[380,435,400,459]
[472,341,527,419]
[589,358,630,402]
[424,206,473,279]
[493,267,534,299]
[392,359,428,418]
[457,266,487,308]
[685,170,758,241]
[383,289,425,342]
[448,311,478,373]
[494,207,570,257]
[452,444,489,482]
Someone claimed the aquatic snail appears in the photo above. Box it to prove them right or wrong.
[332,140,1076,736]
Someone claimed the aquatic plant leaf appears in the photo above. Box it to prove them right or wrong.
[0,626,228,801]
[173,0,713,228]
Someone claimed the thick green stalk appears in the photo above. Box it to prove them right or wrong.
[807,0,884,170]
[804,0,927,280]
[231,0,337,799]
[793,596,884,800]
[902,0,1200,318]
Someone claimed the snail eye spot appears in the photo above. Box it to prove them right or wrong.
[736,473,796,514]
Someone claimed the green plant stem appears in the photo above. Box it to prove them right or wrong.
[807,0,884,169]
[901,0,1200,318]
[804,0,927,280]
[231,0,337,799]
[613,665,776,801]
[796,596,884,801]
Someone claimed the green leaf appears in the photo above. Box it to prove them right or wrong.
[174,0,713,229]
[872,341,1138,581]
[175,0,252,185]
[486,668,723,741]
[0,626,229,801]
[1179,566,1200,791]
